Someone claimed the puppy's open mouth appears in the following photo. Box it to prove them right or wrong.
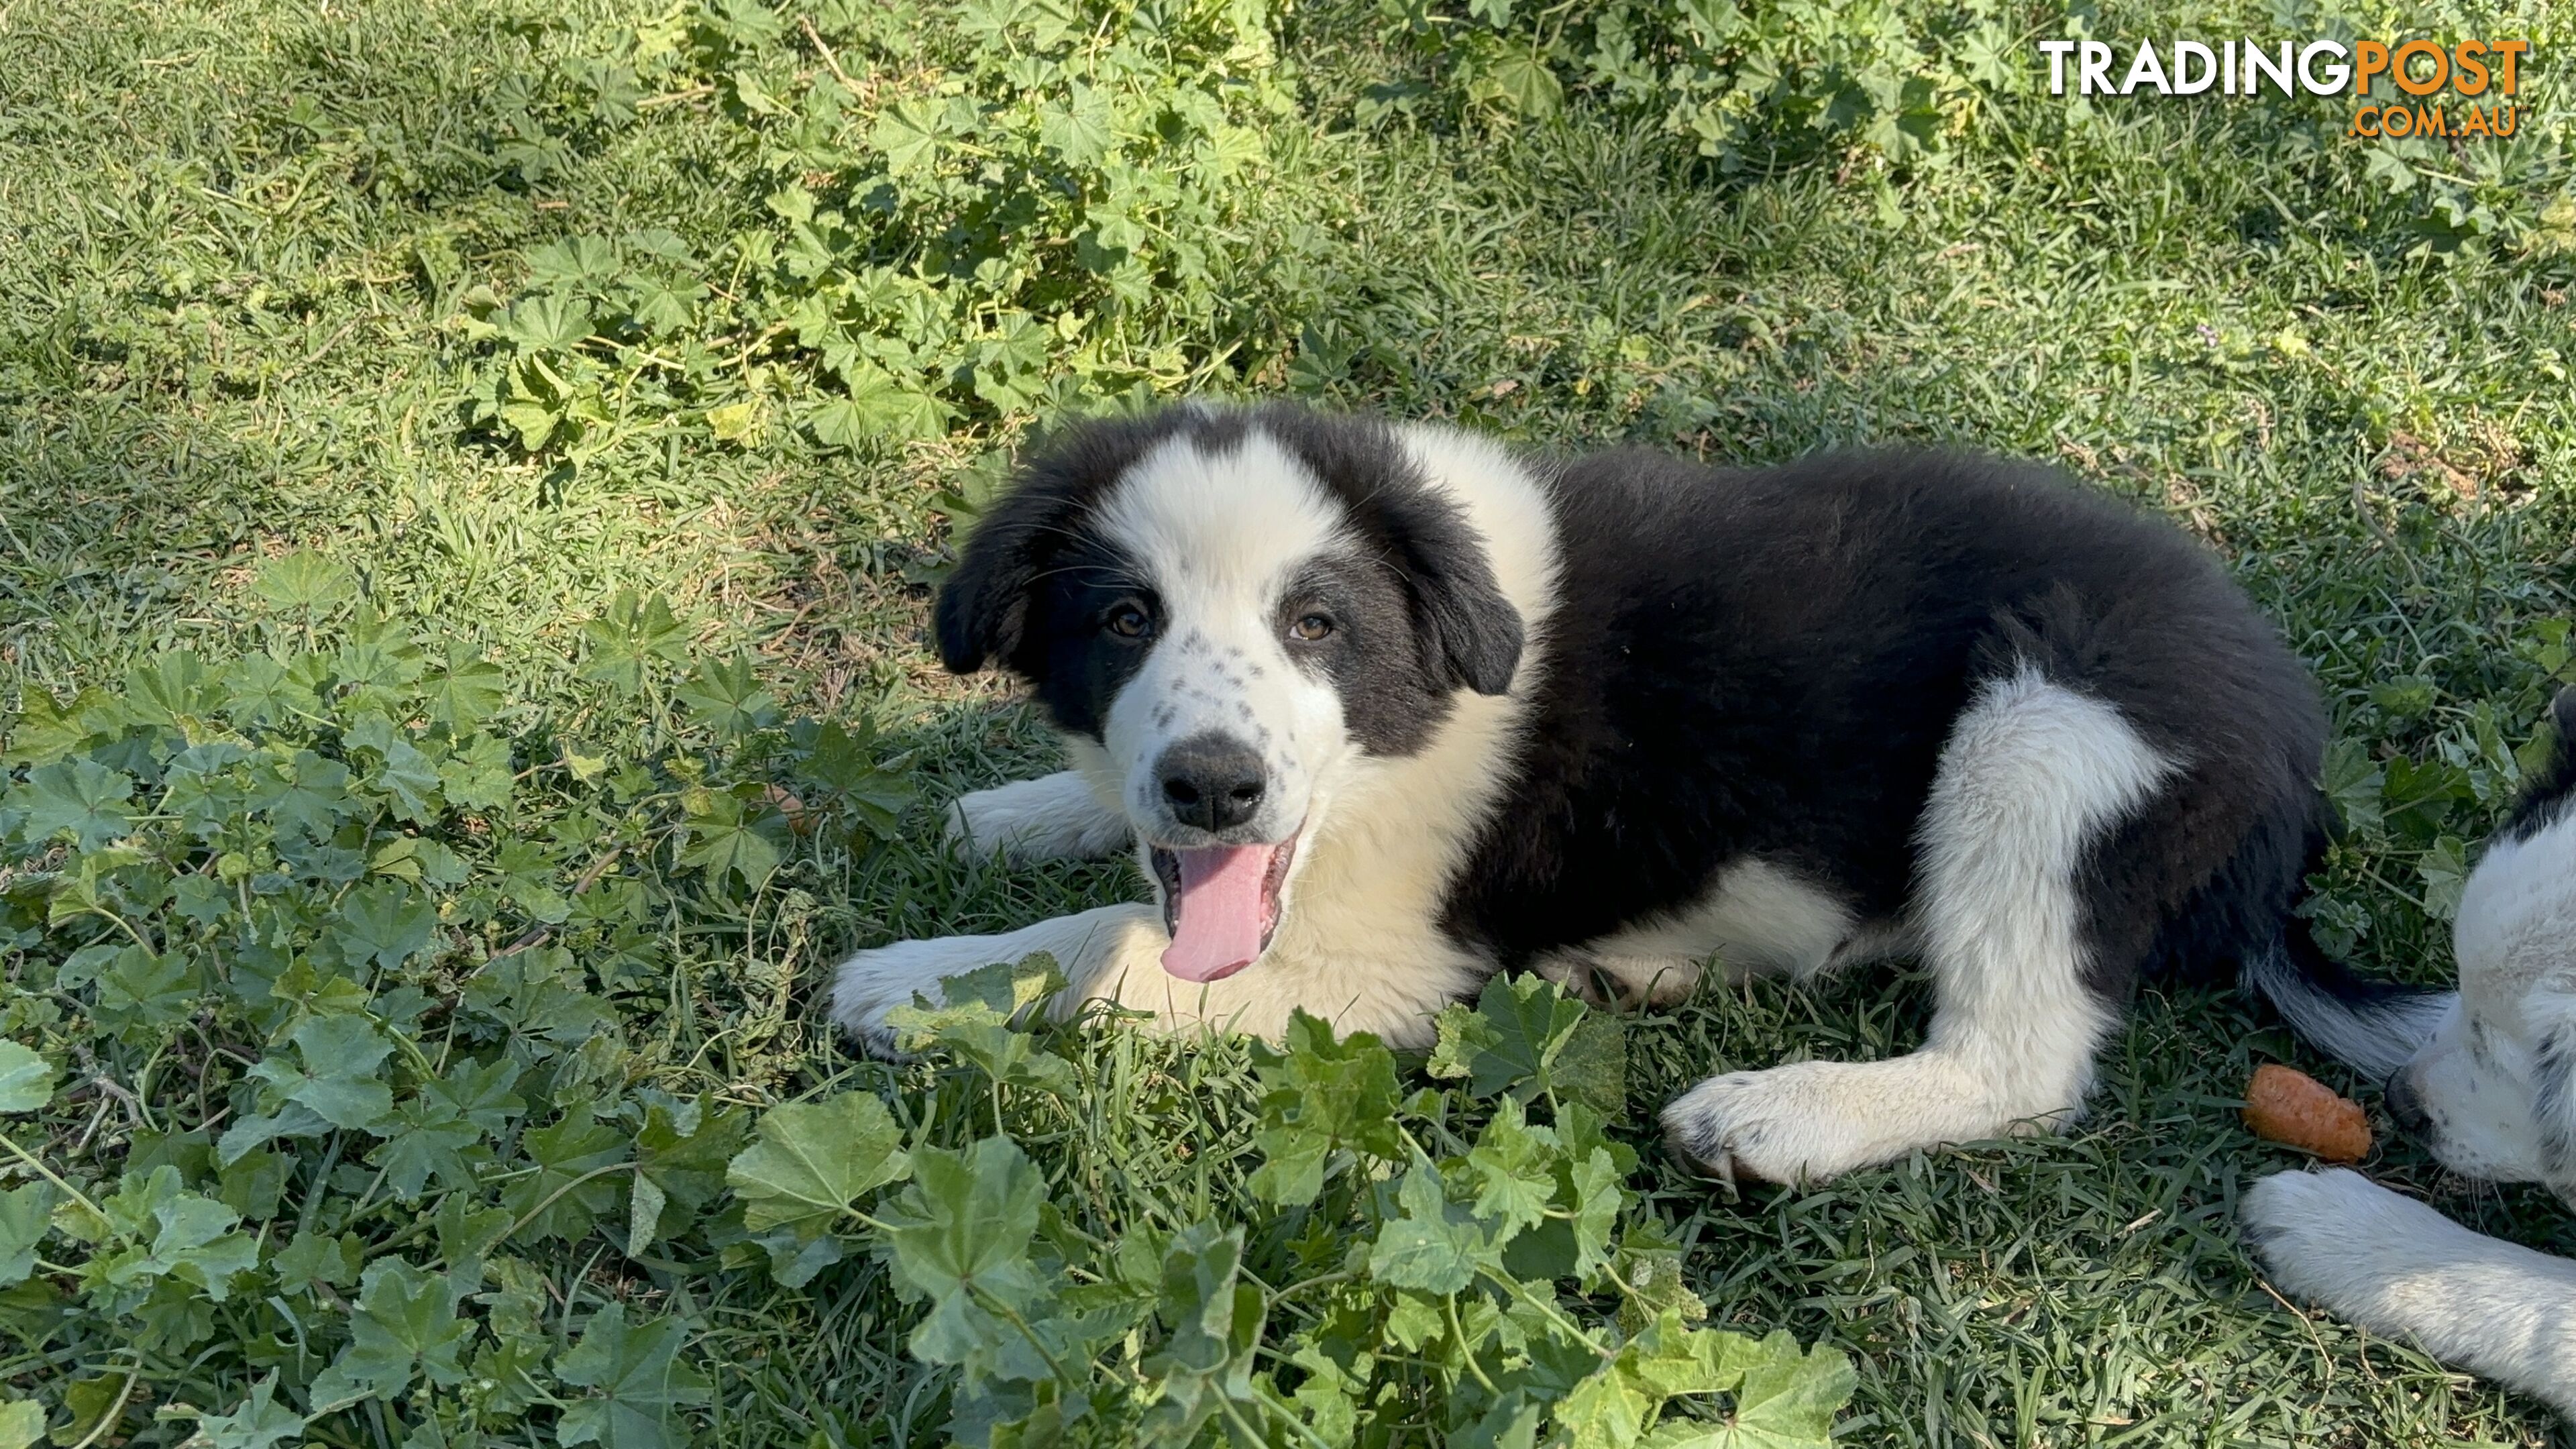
[1151,830,1299,983]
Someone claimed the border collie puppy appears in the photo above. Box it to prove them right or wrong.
[834,401,2363,1185]
[2243,688,2576,1413]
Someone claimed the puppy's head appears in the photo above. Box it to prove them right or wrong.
[934,402,1525,983]
[2388,688,2576,1199]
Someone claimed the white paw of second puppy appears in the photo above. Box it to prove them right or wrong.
[2240,1167,2442,1301]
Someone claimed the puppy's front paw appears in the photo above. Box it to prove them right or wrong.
[1662,1061,1894,1186]
[830,938,968,1056]
[1532,953,1700,1012]
[2241,1168,2448,1312]
[1662,1055,2059,1186]
[945,773,1127,864]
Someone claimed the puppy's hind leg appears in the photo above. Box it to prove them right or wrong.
[1664,665,2176,1184]
[947,769,1130,864]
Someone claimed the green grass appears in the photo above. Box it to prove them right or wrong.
[4,0,2576,1442]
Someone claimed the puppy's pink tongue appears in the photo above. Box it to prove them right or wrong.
[1162,845,1273,983]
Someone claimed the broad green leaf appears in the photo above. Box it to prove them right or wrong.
[525,235,621,291]
[91,945,199,1034]
[1246,1011,1404,1205]
[0,1042,54,1114]
[705,400,763,445]
[1480,50,1563,117]
[91,1168,258,1303]
[425,648,507,729]
[1631,1329,1856,1448]
[307,1258,472,1409]
[556,1303,712,1449]
[1139,1223,1261,1446]
[0,1401,36,1449]
[503,1114,631,1243]
[675,788,784,888]
[270,1229,362,1296]
[125,649,227,725]
[1368,1162,1483,1295]
[878,1136,1051,1373]
[7,758,134,849]
[1038,83,1114,166]
[194,1376,303,1449]
[330,880,438,972]
[1464,1097,1555,1239]
[809,359,949,447]
[883,957,1075,1097]
[370,1092,486,1201]
[631,1095,745,1248]
[248,1014,396,1131]
[2321,737,2385,838]
[727,1091,910,1241]
[872,97,946,174]
[675,652,777,735]
[0,688,91,767]
[250,551,355,615]
[501,292,593,350]
[790,716,915,835]
[440,732,515,811]
[581,590,690,694]
[2420,835,2471,922]
[1430,973,1597,1104]
[0,1183,54,1286]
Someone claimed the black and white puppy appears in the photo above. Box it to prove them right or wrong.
[835,402,2353,1185]
[2243,688,2576,1414]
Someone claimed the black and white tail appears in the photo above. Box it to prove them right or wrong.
[2247,687,2576,1079]
[2241,925,2452,1080]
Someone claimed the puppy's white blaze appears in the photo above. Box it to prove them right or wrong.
[1203,425,1564,1044]
[1093,432,1352,845]
[1663,665,2176,1182]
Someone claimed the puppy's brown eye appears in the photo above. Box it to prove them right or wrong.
[1291,614,1333,642]
[1106,606,1149,638]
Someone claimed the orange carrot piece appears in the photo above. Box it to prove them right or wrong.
[2243,1062,2371,1163]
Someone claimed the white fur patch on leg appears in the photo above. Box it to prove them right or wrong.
[2242,1169,2576,1414]
[1664,665,2175,1183]
[945,769,1130,864]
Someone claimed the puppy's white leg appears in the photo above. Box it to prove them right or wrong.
[1663,667,2174,1183]
[2243,1169,2576,1414]
[831,904,1166,1053]
[945,769,1130,863]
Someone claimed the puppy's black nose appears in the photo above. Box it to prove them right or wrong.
[2384,1069,2430,1134]
[1159,735,1266,832]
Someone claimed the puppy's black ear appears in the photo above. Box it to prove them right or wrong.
[932,412,1194,675]
[1240,402,1524,696]
[1414,533,1523,696]
[932,488,1061,676]
[1383,491,1522,696]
